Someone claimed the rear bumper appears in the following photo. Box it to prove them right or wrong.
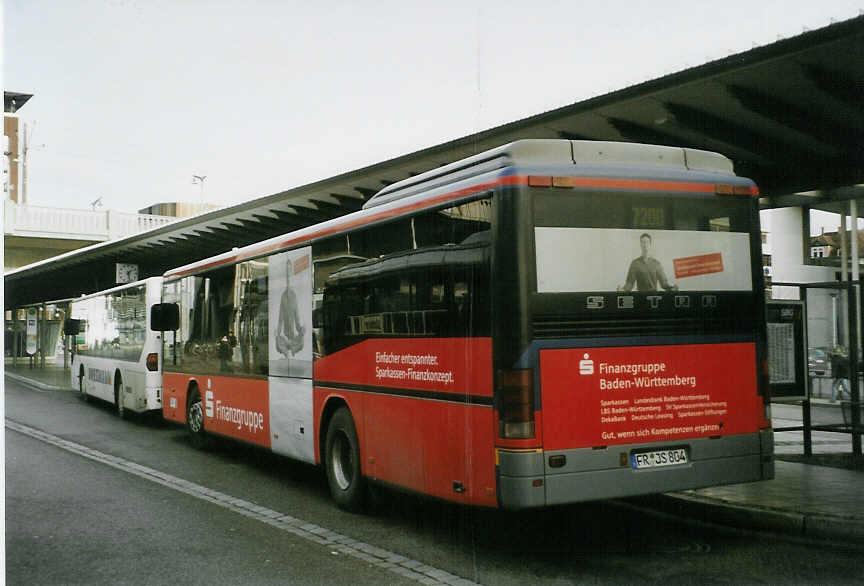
[142,384,162,412]
[498,430,774,510]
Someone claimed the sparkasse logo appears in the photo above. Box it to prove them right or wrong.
[579,353,594,375]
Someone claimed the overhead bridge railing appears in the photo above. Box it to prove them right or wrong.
[3,200,176,241]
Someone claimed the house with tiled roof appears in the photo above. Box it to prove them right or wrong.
[809,230,864,260]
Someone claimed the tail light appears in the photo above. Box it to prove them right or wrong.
[146,352,159,372]
[498,369,535,439]
[715,183,758,196]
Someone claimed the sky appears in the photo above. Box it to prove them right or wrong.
[5,0,864,215]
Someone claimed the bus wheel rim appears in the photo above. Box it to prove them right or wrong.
[189,401,203,433]
[331,432,352,490]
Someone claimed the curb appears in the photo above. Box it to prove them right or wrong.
[5,371,75,393]
[644,492,864,545]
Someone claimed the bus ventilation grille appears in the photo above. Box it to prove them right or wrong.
[531,316,742,339]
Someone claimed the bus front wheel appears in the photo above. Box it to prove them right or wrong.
[186,388,210,449]
[324,407,365,512]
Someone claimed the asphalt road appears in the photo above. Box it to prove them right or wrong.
[6,377,862,585]
[6,429,416,585]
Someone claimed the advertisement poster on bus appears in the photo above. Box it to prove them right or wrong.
[268,247,313,378]
[540,342,762,450]
[535,228,752,293]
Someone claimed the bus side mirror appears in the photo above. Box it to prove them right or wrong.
[63,319,81,336]
[150,303,180,331]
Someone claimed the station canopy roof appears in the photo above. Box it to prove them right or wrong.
[6,15,864,308]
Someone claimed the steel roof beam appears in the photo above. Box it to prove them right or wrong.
[606,117,703,150]
[606,116,769,167]
[328,193,365,212]
[287,205,332,224]
[192,230,229,244]
[804,64,864,108]
[250,213,286,231]
[235,218,277,237]
[662,102,825,163]
[153,238,200,257]
[219,222,264,246]
[198,225,233,238]
[267,209,314,231]
[353,186,377,200]
[759,162,864,198]
[308,198,351,217]
[726,84,849,155]
[557,130,594,141]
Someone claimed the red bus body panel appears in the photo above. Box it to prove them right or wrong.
[162,373,271,449]
[164,338,497,506]
[162,373,190,425]
[314,337,497,506]
[540,342,762,450]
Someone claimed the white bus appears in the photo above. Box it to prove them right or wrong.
[69,277,163,417]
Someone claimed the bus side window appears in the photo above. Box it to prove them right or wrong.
[235,260,269,376]
[176,267,240,375]
[315,198,492,356]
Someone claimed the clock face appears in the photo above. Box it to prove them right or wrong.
[116,263,139,284]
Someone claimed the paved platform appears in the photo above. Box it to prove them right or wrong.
[5,361,864,545]
[5,360,76,391]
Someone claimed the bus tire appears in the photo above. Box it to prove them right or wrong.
[324,407,365,512]
[78,366,90,402]
[115,373,129,420]
[186,387,210,449]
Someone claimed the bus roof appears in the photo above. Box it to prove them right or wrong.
[163,140,745,281]
[364,139,736,209]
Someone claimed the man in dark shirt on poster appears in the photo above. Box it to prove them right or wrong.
[618,233,678,292]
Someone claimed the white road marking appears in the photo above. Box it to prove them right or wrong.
[6,418,477,586]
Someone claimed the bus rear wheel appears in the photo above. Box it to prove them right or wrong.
[115,374,129,420]
[324,407,365,512]
[186,388,210,449]
[78,367,89,402]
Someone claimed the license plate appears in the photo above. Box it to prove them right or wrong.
[631,448,688,469]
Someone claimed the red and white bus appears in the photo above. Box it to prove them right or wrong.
[152,140,774,510]
[70,277,163,417]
